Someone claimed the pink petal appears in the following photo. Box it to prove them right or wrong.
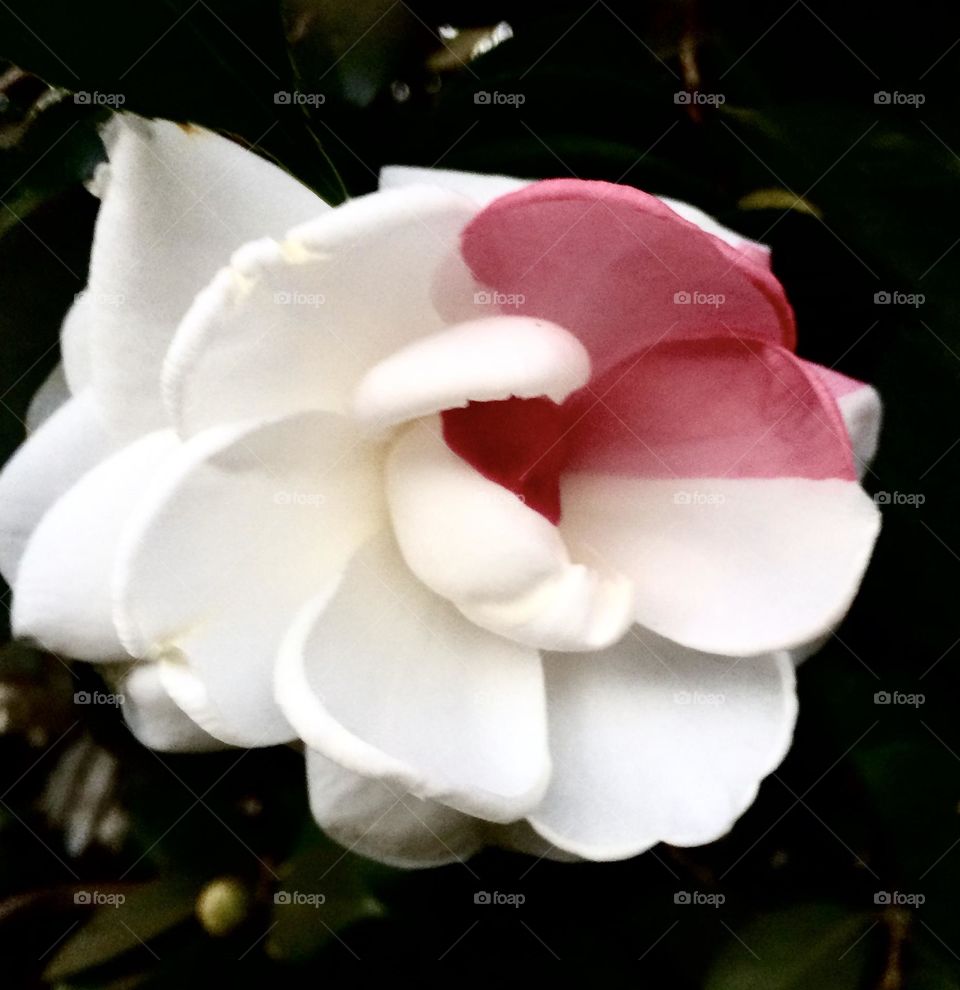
[461,179,796,383]
[563,338,857,481]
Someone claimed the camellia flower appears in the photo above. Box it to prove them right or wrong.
[0,115,881,866]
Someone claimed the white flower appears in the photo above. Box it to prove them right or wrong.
[0,115,881,866]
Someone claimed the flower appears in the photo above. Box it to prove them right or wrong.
[0,114,881,866]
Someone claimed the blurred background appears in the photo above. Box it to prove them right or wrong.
[0,1,958,984]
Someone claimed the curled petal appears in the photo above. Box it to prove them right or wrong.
[164,186,480,437]
[386,422,634,652]
[352,315,589,432]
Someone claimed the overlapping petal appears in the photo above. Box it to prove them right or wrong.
[83,116,326,439]
[276,531,551,823]
[12,429,179,660]
[121,662,228,753]
[461,179,796,385]
[0,392,114,581]
[114,411,384,747]
[528,631,796,859]
[560,475,879,656]
[164,186,480,437]
[306,749,486,868]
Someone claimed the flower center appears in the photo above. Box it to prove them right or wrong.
[441,395,570,524]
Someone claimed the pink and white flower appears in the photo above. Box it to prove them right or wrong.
[0,115,881,865]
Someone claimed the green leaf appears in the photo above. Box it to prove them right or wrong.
[43,881,200,982]
[267,830,383,961]
[705,904,880,990]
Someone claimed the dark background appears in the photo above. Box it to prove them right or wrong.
[0,1,958,984]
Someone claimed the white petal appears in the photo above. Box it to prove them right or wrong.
[25,364,70,432]
[386,422,634,652]
[560,475,880,656]
[837,385,881,478]
[60,290,95,395]
[528,632,797,860]
[164,186,479,437]
[488,821,582,862]
[114,412,384,747]
[306,749,485,868]
[379,166,770,264]
[352,315,590,432]
[121,662,227,752]
[0,392,114,581]
[84,115,327,439]
[275,531,551,823]
[379,165,527,205]
[12,430,180,660]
